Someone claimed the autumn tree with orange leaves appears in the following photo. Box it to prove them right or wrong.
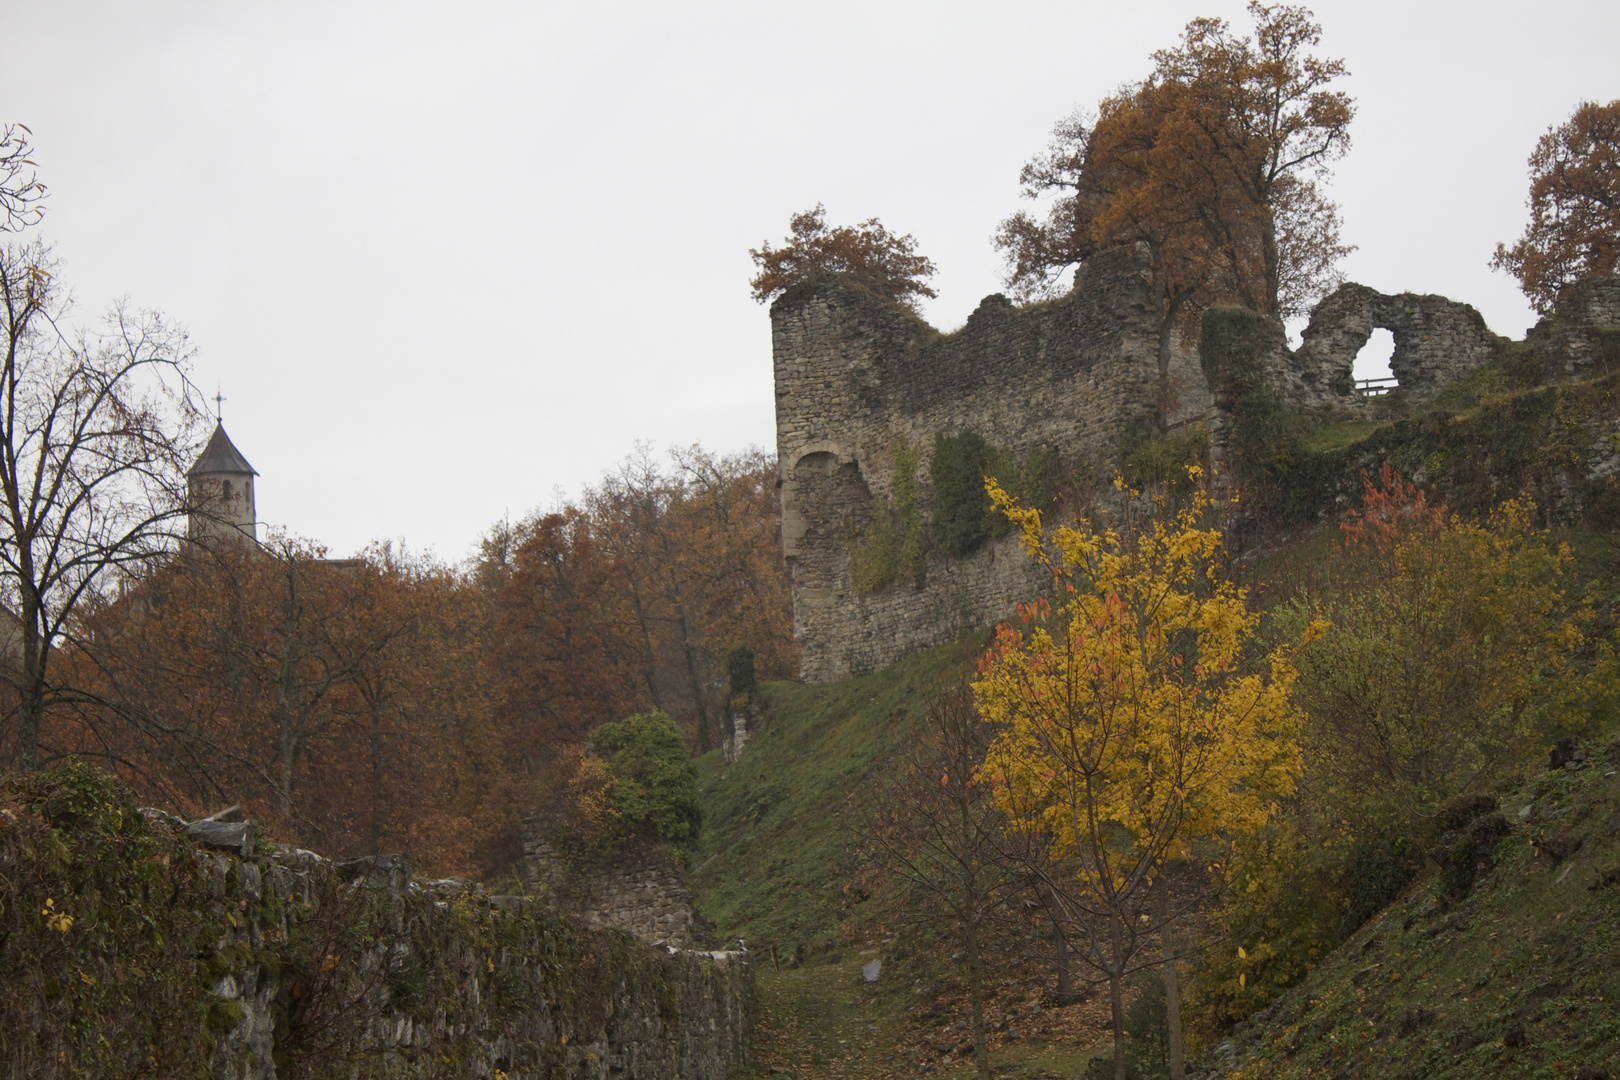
[25,441,790,878]
[65,540,515,875]
[1492,99,1620,314]
[996,4,1353,427]
[579,445,795,753]
[749,204,937,314]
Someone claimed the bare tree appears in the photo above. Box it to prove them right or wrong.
[0,124,47,233]
[0,237,204,769]
[849,687,1028,1080]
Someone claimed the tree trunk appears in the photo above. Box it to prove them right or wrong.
[369,707,384,855]
[965,911,990,1080]
[1055,920,1074,1004]
[1110,910,1127,1080]
[17,580,44,770]
[1047,888,1077,1006]
[17,690,41,771]
[274,563,300,819]
[675,606,712,752]
[1159,876,1186,1080]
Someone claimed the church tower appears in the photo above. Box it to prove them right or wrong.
[187,422,259,547]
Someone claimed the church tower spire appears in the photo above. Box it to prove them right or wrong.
[187,421,259,547]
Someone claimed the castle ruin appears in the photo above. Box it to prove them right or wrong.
[773,251,1617,683]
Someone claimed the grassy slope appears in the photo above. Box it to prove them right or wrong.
[691,637,1124,1078]
[1195,742,1620,1080]
[691,636,979,957]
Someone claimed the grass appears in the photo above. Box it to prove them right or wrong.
[1297,418,1389,454]
[692,634,1125,1078]
[743,947,1118,1079]
[1198,737,1620,1080]
[691,635,985,957]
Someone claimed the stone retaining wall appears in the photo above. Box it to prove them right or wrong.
[521,830,700,949]
[182,821,750,1079]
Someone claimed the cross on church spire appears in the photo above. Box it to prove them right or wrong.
[214,389,225,422]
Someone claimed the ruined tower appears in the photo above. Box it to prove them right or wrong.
[773,249,1212,683]
[187,422,259,547]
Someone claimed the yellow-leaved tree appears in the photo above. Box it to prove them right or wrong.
[973,472,1316,1080]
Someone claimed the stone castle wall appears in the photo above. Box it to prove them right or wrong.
[773,252,1620,684]
[522,829,699,949]
[1278,284,1506,410]
[773,249,1212,683]
[4,799,753,1080]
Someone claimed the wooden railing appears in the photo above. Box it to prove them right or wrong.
[1162,411,1209,432]
[1355,377,1400,396]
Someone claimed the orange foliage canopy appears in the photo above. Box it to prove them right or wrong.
[28,445,793,879]
[1493,99,1620,315]
[749,204,937,314]
[996,2,1354,321]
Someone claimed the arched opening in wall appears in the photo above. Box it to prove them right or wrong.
[1353,328,1398,396]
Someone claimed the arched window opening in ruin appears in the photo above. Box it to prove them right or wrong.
[794,451,838,477]
[1353,327,1398,396]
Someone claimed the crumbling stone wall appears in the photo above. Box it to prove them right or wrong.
[521,830,699,949]
[1525,275,1620,380]
[2,791,752,1080]
[206,843,749,1080]
[774,249,1212,682]
[1269,276,1619,413]
[1277,283,1506,410]
[1557,276,1620,329]
[776,230,1617,682]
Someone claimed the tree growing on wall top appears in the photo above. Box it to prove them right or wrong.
[749,204,938,314]
[588,711,703,849]
[1492,99,1620,315]
[995,2,1354,322]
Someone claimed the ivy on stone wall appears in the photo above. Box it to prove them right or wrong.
[1200,305,1312,524]
[850,437,927,593]
[931,431,1057,557]
[0,762,221,1078]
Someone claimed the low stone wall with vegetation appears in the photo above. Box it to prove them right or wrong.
[0,763,753,1080]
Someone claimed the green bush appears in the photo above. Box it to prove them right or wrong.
[724,644,757,699]
[592,712,703,849]
[1124,973,1171,1080]
[1116,420,1210,492]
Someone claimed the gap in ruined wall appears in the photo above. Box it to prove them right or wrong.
[1353,327,1398,394]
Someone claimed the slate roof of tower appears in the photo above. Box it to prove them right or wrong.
[187,422,258,477]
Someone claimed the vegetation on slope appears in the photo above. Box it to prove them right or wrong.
[1193,739,1620,1080]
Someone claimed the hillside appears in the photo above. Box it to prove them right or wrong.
[687,346,1620,1077]
[1190,738,1620,1080]
[691,629,1620,1080]
[690,642,1132,1078]
[691,639,975,957]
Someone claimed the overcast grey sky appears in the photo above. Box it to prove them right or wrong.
[5,1,1616,560]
